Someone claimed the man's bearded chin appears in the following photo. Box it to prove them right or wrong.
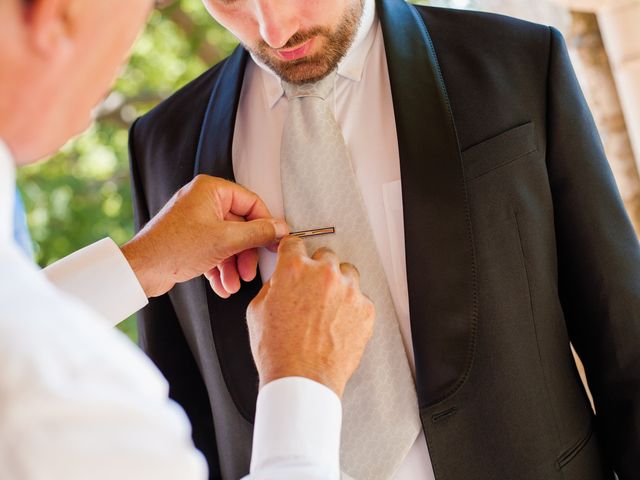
[249,1,364,85]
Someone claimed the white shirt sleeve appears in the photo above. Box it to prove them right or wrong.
[36,233,345,479]
[244,377,342,480]
[0,250,207,480]
[43,237,148,326]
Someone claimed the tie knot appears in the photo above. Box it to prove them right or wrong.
[283,71,337,100]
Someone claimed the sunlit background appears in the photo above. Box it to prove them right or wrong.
[17,0,640,344]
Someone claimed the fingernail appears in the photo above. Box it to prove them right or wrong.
[273,219,289,240]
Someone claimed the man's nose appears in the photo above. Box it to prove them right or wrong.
[254,0,300,49]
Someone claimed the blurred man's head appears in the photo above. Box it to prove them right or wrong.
[0,0,152,165]
[203,0,366,85]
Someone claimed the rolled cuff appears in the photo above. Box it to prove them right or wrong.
[43,237,148,326]
[250,377,342,477]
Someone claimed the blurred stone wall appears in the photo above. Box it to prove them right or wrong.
[569,11,640,233]
[426,0,570,29]
[425,0,640,233]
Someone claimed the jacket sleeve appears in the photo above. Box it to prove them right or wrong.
[546,26,640,478]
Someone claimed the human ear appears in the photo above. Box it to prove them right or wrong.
[26,0,72,58]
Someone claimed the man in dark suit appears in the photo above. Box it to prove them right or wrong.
[129,0,640,478]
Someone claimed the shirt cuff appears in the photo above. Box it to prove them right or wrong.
[43,237,148,327]
[250,377,342,476]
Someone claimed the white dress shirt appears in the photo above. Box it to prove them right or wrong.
[0,140,207,480]
[232,0,435,478]
[1,139,343,479]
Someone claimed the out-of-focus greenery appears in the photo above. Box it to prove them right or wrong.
[17,0,238,342]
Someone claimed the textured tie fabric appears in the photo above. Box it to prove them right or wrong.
[13,187,33,259]
[280,72,422,480]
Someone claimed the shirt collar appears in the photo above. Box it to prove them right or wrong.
[0,138,17,243]
[251,0,377,109]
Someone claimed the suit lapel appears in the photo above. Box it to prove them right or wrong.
[192,0,479,421]
[195,46,261,423]
[195,46,248,181]
[379,0,478,409]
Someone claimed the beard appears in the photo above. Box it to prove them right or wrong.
[247,1,364,85]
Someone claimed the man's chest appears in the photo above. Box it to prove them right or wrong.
[231,57,416,367]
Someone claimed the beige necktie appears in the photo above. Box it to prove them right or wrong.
[281,72,422,479]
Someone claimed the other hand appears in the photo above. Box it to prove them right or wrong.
[121,175,288,298]
[247,236,375,398]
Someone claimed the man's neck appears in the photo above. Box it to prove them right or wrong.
[342,0,376,69]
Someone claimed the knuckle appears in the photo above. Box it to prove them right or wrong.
[280,235,300,251]
[174,183,190,200]
[320,263,340,284]
[346,289,359,306]
[314,247,338,263]
[192,174,209,187]
[280,253,305,275]
[258,220,274,239]
[364,298,376,318]
[289,253,305,269]
[247,298,261,318]
[183,175,210,199]
[235,224,256,246]
[246,302,255,317]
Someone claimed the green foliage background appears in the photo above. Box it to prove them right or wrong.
[16,0,239,342]
[16,0,431,342]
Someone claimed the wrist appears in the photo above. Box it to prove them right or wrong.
[121,236,167,298]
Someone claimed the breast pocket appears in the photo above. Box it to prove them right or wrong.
[462,122,538,181]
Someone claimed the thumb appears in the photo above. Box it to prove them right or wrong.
[223,218,289,254]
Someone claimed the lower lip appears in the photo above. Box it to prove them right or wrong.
[277,39,313,61]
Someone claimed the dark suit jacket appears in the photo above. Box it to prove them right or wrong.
[128,1,640,478]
